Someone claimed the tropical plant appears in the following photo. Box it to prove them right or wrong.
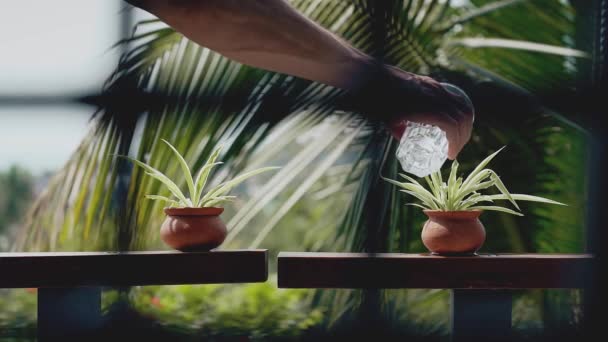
[383,147,566,215]
[122,139,279,208]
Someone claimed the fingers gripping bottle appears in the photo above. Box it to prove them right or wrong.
[396,83,472,178]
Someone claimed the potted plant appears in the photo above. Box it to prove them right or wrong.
[122,140,278,251]
[383,147,565,255]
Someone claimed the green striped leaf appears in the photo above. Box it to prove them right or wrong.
[161,139,196,205]
[145,195,180,207]
[468,206,524,216]
[121,156,190,206]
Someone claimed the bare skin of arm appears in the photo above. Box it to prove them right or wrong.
[126,0,474,159]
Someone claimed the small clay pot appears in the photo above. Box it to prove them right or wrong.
[421,210,485,255]
[160,207,227,251]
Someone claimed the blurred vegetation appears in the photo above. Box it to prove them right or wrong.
[1,0,595,340]
[126,281,322,340]
[0,289,36,341]
[0,166,34,240]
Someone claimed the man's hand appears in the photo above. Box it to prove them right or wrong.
[382,67,475,160]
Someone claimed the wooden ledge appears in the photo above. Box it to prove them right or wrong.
[0,250,267,288]
[278,252,593,289]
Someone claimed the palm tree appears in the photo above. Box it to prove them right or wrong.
[14,0,591,339]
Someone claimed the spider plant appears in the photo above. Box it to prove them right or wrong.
[122,139,279,208]
[383,147,566,215]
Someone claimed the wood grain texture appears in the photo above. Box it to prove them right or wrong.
[0,250,267,288]
[278,252,593,289]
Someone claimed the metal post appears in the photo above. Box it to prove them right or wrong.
[451,290,512,342]
[38,287,102,341]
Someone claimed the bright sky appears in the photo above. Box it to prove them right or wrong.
[0,0,122,174]
[0,107,93,174]
[0,0,122,96]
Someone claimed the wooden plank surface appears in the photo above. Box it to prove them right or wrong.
[0,250,267,288]
[278,252,593,289]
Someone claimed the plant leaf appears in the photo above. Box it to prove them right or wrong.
[193,145,224,204]
[193,161,223,203]
[455,169,493,202]
[449,38,589,58]
[200,166,280,205]
[145,195,180,206]
[468,205,524,216]
[193,160,223,204]
[200,195,237,207]
[457,193,490,210]
[430,171,443,198]
[483,194,567,206]
[448,160,459,199]
[406,203,429,210]
[399,173,426,186]
[120,156,189,205]
[467,180,496,193]
[461,146,506,188]
[384,176,440,209]
[396,173,443,208]
[161,139,196,204]
[424,176,440,198]
[488,170,520,210]
[437,0,525,32]
[399,190,439,210]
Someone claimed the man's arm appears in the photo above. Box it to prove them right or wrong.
[127,0,375,88]
[126,0,474,159]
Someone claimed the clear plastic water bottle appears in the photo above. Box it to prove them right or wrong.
[396,83,472,178]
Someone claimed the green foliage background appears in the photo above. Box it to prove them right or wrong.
[0,0,593,340]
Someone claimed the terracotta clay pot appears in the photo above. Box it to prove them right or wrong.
[160,207,227,251]
[421,210,485,255]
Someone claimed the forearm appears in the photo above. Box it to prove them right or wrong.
[127,0,377,89]
[126,0,475,157]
